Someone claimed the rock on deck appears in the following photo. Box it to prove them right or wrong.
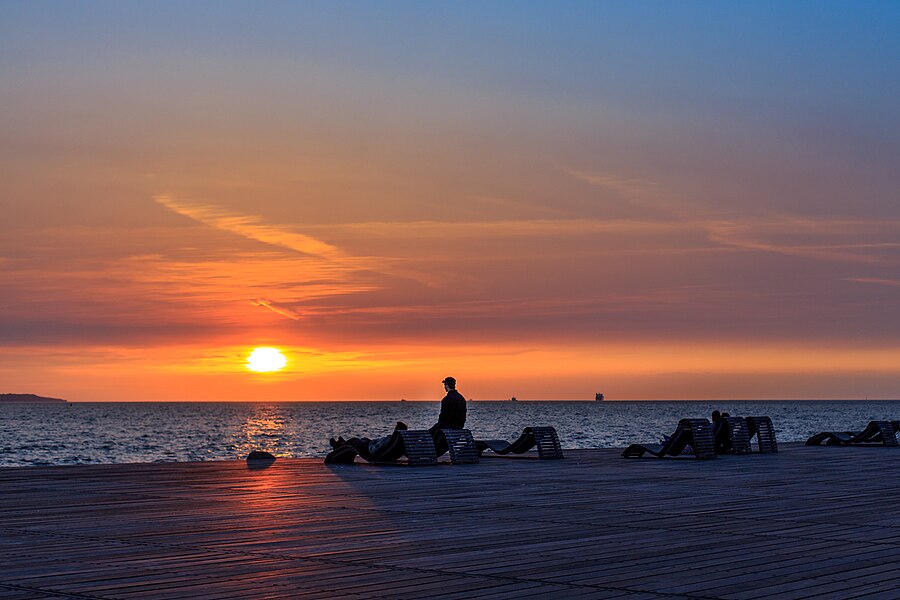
[1,444,899,599]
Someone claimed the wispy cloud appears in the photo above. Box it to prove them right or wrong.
[154,195,343,258]
[703,217,900,265]
[153,195,446,288]
[566,170,659,199]
[843,277,900,288]
[252,298,304,320]
[569,170,900,266]
[306,218,688,239]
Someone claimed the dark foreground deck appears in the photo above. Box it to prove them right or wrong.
[2,444,899,599]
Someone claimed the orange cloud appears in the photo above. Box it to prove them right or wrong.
[154,195,343,258]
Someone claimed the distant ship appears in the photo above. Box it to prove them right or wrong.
[595,393,605,401]
[510,396,517,402]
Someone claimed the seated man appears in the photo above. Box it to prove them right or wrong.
[428,376,466,440]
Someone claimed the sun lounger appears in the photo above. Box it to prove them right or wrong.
[745,416,778,453]
[715,416,752,454]
[434,428,480,464]
[395,430,440,464]
[475,426,564,459]
[324,429,438,465]
[806,421,898,447]
[622,418,717,459]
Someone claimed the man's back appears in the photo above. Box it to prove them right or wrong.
[438,389,466,429]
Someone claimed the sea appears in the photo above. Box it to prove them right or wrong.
[1,400,898,468]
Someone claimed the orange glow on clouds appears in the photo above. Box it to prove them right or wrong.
[3,4,899,401]
[1,341,899,401]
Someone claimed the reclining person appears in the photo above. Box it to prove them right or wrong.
[328,421,408,462]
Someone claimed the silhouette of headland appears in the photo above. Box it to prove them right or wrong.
[0,393,67,404]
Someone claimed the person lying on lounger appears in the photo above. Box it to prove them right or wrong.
[329,421,408,459]
[659,433,693,455]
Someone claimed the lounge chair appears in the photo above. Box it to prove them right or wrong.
[622,418,716,459]
[806,421,898,447]
[714,416,752,455]
[475,426,564,460]
[745,416,778,453]
[433,428,480,464]
[324,430,438,465]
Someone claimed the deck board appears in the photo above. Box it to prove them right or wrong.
[2,443,899,598]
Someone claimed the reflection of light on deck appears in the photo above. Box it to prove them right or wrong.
[234,406,379,519]
[239,460,378,519]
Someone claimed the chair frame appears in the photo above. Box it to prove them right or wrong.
[437,429,480,464]
[806,420,898,447]
[622,419,716,460]
[717,416,752,455]
[746,416,778,453]
[475,426,564,460]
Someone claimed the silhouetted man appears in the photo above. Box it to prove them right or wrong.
[428,376,466,437]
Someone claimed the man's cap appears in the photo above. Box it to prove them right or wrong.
[442,376,456,386]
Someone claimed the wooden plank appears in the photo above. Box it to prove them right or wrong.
[0,444,898,599]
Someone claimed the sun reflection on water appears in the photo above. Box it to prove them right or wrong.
[234,404,291,458]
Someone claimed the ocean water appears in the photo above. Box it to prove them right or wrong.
[1,400,898,468]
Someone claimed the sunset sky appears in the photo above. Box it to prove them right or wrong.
[2,2,899,401]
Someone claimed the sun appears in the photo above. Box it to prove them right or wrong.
[246,347,288,372]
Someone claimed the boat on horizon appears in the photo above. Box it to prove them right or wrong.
[595,393,605,401]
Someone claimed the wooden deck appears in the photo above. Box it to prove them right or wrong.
[2,444,899,599]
